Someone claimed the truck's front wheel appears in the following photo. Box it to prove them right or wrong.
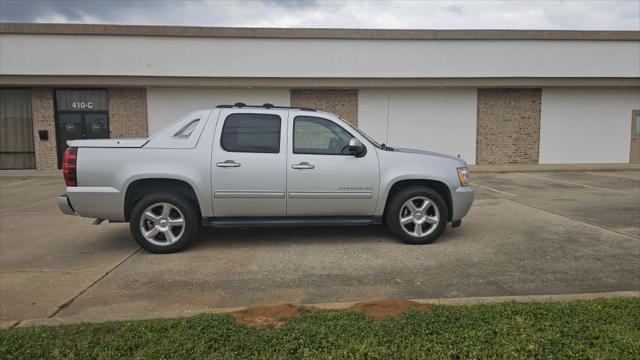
[386,186,448,245]
[130,192,199,253]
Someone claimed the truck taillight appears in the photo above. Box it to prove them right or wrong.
[63,147,78,187]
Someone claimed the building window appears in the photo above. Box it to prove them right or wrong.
[221,113,281,153]
[0,89,35,169]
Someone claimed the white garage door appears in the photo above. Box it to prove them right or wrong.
[540,88,640,164]
[147,88,290,133]
[358,89,477,164]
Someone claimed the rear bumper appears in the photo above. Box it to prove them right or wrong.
[57,195,76,215]
[66,186,124,221]
[451,186,474,220]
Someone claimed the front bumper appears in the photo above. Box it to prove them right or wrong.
[451,186,474,220]
[56,195,75,215]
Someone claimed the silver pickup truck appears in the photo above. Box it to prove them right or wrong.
[58,103,474,253]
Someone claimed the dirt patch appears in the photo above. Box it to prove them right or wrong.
[230,304,301,327]
[230,299,431,326]
[346,299,432,320]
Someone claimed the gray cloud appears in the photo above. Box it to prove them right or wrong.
[262,0,319,9]
[443,5,464,16]
[0,0,637,30]
[0,0,161,22]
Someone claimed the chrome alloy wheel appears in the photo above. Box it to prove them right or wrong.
[399,196,440,237]
[139,202,185,246]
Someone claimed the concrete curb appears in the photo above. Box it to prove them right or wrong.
[469,163,640,173]
[8,290,639,329]
[312,291,640,308]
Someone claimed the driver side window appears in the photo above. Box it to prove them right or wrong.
[293,116,353,155]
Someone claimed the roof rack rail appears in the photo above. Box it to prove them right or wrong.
[215,103,316,111]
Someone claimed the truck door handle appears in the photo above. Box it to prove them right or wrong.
[292,162,315,170]
[216,160,241,168]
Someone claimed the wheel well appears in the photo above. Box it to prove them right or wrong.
[383,179,453,221]
[124,179,200,221]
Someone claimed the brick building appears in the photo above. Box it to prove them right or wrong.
[1,23,639,169]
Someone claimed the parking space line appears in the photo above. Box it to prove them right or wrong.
[2,186,61,199]
[21,196,59,209]
[515,173,627,194]
[48,248,142,319]
[586,172,640,181]
[470,182,517,197]
[0,179,38,188]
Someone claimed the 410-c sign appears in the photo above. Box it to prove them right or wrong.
[71,101,95,110]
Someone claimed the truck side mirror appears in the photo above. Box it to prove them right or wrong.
[348,138,365,157]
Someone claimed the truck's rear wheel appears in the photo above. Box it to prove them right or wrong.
[386,186,448,245]
[130,192,199,253]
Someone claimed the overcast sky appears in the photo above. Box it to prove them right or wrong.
[0,0,638,30]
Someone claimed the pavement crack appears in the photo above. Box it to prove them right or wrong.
[47,248,141,318]
[3,263,116,275]
[5,321,20,329]
[3,270,96,275]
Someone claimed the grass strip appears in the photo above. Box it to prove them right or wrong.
[1,298,639,359]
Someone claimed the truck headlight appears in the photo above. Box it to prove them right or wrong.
[457,167,469,187]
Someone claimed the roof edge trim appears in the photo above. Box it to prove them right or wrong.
[1,23,638,41]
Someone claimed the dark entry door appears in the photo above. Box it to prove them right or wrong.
[83,113,109,139]
[58,113,83,147]
[55,89,109,168]
[631,110,640,164]
[56,112,109,167]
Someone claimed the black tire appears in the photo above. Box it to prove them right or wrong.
[129,192,200,254]
[386,186,449,245]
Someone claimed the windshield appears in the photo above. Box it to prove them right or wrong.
[340,118,384,149]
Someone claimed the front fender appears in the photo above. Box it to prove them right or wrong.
[374,174,455,217]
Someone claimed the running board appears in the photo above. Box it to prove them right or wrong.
[202,216,382,228]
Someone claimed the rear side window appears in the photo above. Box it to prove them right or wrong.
[221,113,281,153]
[173,119,199,138]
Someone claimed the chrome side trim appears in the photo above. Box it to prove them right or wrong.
[288,191,372,199]
[203,216,382,227]
[66,186,120,194]
[213,191,286,199]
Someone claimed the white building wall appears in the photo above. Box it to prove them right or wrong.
[1,34,639,78]
[359,89,477,164]
[146,88,290,133]
[539,88,640,163]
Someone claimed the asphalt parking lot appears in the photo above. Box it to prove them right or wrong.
[1,170,638,326]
